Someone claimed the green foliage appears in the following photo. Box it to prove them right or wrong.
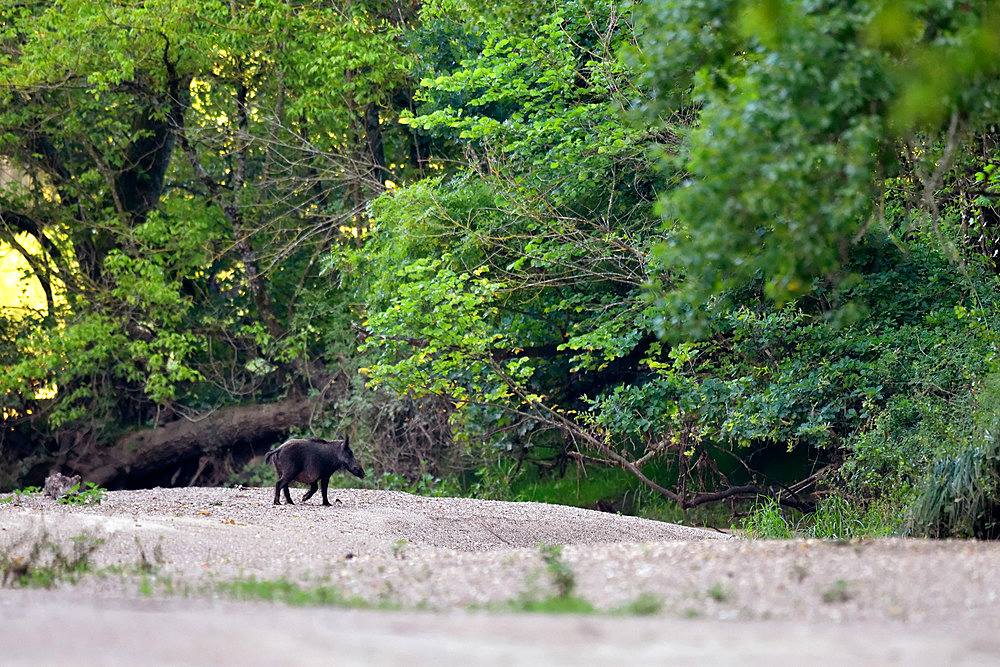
[56,482,107,506]
[0,0,416,451]
[410,0,639,187]
[1,529,104,588]
[228,460,277,489]
[217,576,374,609]
[361,252,506,403]
[3,0,1000,537]
[591,230,999,500]
[617,593,662,616]
[739,495,899,540]
[738,498,796,540]
[511,464,640,508]
[501,542,594,614]
[0,487,41,505]
[637,0,1000,315]
[906,375,1000,538]
[370,471,459,497]
[538,542,576,599]
[821,579,853,604]
[352,0,1000,534]
[0,482,105,505]
[511,595,596,615]
[804,496,898,540]
[707,582,729,603]
[358,1,667,487]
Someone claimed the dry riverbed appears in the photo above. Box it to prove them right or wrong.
[2,487,999,665]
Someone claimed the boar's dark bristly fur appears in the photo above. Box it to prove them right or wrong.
[264,435,366,506]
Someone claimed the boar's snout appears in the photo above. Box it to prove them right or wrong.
[340,438,365,479]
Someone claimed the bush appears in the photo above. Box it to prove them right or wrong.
[738,498,796,539]
[906,376,1000,538]
[739,495,899,540]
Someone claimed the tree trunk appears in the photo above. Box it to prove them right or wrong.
[67,394,321,489]
[364,101,387,188]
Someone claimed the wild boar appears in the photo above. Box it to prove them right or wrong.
[264,435,366,506]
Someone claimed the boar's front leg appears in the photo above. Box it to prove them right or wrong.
[320,476,332,506]
[302,482,318,503]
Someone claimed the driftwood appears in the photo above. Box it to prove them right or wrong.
[44,472,82,500]
[67,394,322,488]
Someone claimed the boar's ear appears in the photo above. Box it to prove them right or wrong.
[342,434,350,450]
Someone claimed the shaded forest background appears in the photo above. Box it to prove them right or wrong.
[4,0,1000,537]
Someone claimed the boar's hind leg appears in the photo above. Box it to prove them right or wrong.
[302,482,318,503]
[274,473,296,505]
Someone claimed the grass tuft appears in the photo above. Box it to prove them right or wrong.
[739,495,897,540]
[1,527,104,588]
[217,576,376,608]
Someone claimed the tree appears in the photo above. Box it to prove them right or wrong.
[358,0,1000,525]
[358,0,787,508]
[4,0,999,536]
[632,0,1000,529]
[0,0,416,487]
[636,0,1000,316]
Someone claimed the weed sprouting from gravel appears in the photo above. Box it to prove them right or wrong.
[821,579,852,603]
[502,543,596,614]
[56,482,107,506]
[617,593,662,616]
[134,536,166,573]
[216,576,377,608]
[0,486,42,505]
[538,543,575,599]
[1,527,104,588]
[514,596,595,614]
[391,539,408,559]
[707,583,729,602]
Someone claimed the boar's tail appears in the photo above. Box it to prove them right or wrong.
[264,448,279,465]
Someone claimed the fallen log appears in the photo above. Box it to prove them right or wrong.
[69,394,322,488]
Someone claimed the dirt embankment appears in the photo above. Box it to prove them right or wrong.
[2,487,999,665]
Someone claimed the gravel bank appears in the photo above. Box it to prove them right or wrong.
[3,487,999,621]
[2,486,1000,665]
